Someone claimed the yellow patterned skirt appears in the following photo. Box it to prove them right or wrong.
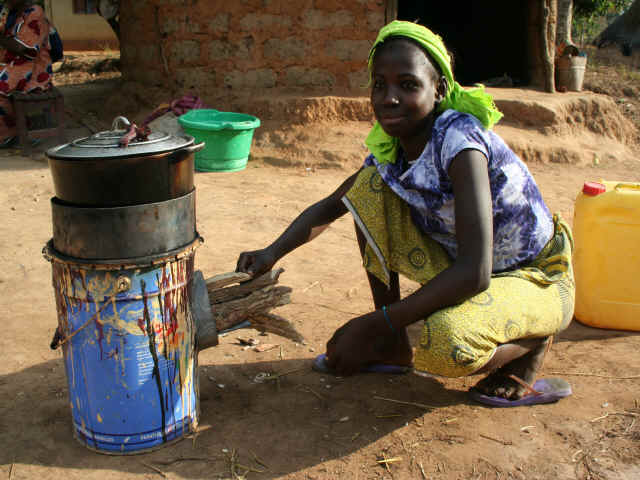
[343,167,575,377]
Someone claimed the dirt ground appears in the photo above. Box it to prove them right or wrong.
[1,52,640,480]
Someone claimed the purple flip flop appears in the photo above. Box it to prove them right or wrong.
[470,378,572,407]
[312,353,411,375]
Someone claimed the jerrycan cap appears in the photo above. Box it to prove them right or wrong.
[583,181,606,196]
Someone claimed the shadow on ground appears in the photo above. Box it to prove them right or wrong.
[556,319,640,343]
[0,356,470,478]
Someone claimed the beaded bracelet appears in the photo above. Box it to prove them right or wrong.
[381,305,396,334]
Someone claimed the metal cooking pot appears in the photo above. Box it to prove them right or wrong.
[46,116,205,207]
[50,190,197,260]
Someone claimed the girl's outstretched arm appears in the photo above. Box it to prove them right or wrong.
[236,168,362,277]
[326,149,494,375]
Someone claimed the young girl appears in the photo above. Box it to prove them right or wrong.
[236,21,574,406]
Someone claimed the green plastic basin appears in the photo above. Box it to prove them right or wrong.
[178,109,261,172]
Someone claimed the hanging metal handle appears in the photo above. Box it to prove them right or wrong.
[111,116,132,131]
[50,294,117,349]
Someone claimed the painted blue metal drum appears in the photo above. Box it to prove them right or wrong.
[45,240,201,454]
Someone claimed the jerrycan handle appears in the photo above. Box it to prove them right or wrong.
[614,183,640,193]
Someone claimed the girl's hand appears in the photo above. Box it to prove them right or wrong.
[236,248,277,277]
[325,313,385,376]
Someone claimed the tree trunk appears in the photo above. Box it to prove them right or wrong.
[542,0,557,93]
[556,0,573,45]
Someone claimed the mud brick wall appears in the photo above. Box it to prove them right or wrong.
[119,0,387,92]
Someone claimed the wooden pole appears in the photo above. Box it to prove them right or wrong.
[542,0,557,92]
[385,0,398,24]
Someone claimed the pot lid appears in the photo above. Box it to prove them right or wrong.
[46,116,195,160]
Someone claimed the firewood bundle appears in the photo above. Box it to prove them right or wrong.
[194,268,303,350]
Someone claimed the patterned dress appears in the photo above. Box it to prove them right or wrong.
[363,109,554,272]
[343,111,575,377]
[0,4,53,142]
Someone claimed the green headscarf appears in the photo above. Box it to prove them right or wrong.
[365,20,503,164]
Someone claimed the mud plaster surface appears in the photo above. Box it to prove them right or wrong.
[1,54,640,478]
[1,150,639,479]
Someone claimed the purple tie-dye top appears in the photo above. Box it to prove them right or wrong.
[364,109,553,272]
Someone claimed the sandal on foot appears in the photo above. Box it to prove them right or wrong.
[312,353,411,375]
[470,377,572,407]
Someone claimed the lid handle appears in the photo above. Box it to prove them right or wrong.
[112,116,132,131]
[614,183,640,192]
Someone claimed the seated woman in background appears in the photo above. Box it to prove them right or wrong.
[0,0,53,147]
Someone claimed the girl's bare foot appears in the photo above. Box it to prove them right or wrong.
[473,336,552,400]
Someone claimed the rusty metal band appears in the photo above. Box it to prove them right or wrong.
[42,235,203,270]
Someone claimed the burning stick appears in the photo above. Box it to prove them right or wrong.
[194,269,303,350]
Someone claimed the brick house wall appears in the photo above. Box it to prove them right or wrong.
[119,0,388,92]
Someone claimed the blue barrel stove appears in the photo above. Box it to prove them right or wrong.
[44,117,216,454]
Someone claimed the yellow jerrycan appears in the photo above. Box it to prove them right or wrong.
[573,181,640,331]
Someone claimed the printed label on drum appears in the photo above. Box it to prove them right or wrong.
[134,342,174,387]
[74,418,193,448]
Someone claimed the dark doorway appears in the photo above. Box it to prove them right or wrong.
[397,1,530,86]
